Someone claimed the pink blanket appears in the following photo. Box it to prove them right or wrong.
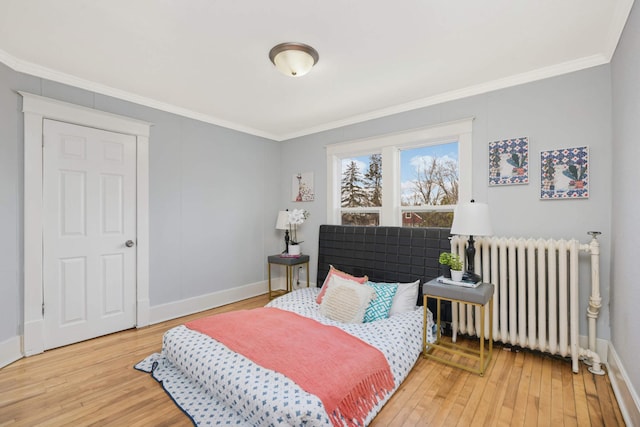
[185,307,394,426]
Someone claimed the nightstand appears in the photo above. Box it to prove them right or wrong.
[267,254,310,299]
[422,278,494,376]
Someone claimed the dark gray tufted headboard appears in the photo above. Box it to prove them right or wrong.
[316,225,452,305]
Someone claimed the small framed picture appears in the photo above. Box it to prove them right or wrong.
[488,137,529,186]
[540,146,589,199]
[292,172,314,202]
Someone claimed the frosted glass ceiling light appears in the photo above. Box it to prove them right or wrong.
[269,42,319,77]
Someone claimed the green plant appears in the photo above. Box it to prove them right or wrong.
[438,252,452,266]
[439,252,463,271]
[449,254,463,271]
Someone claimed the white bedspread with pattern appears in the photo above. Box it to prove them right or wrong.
[139,287,434,426]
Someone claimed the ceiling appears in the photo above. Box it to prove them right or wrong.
[0,0,634,141]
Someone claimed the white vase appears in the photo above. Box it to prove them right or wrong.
[451,269,464,282]
[288,244,301,256]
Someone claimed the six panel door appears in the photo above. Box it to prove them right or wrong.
[42,119,137,349]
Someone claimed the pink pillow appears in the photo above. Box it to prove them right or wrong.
[316,265,368,304]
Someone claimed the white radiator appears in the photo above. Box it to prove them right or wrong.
[450,234,602,374]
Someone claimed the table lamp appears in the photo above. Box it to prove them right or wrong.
[450,200,493,282]
[275,210,290,254]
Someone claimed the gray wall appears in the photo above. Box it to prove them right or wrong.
[611,0,640,398]
[0,62,282,344]
[281,65,613,341]
[0,63,25,342]
[0,40,621,361]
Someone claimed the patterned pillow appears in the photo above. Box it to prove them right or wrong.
[316,265,368,304]
[319,275,376,323]
[364,282,399,322]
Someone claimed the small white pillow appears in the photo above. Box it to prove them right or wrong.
[388,280,420,315]
[320,275,376,323]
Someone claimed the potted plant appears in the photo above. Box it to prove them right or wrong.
[449,254,464,282]
[287,209,310,255]
[439,252,452,278]
[440,252,464,281]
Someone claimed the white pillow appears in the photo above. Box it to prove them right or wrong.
[319,275,376,323]
[388,280,420,315]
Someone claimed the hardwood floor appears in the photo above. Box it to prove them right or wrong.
[0,294,625,426]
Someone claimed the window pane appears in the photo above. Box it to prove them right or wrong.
[341,212,380,226]
[400,142,458,207]
[341,154,382,208]
[401,211,454,228]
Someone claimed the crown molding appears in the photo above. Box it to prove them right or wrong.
[0,48,612,142]
[0,49,278,141]
[279,54,610,141]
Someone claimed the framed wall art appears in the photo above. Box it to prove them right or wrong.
[489,137,529,186]
[292,172,314,202]
[540,146,589,199]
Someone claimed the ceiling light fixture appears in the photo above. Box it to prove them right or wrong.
[269,42,319,77]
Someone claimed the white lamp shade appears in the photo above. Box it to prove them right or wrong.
[273,49,316,77]
[275,211,290,230]
[450,202,493,236]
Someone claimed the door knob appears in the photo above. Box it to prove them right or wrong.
[125,240,135,248]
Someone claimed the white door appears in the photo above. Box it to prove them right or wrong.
[43,119,137,349]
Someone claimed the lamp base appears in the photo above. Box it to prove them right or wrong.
[283,230,290,254]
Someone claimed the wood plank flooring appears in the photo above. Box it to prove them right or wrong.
[0,294,625,426]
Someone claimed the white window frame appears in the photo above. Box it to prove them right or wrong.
[326,118,473,226]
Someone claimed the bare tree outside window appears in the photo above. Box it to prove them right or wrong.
[338,144,458,227]
[328,120,471,229]
[401,210,454,228]
[401,143,459,227]
[341,212,380,226]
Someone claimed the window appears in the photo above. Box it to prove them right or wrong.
[340,154,382,225]
[400,142,458,227]
[327,119,473,227]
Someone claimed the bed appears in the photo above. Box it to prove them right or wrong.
[137,225,451,426]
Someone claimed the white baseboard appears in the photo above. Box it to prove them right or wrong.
[607,343,640,426]
[3,280,279,366]
[136,297,151,328]
[148,280,270,325]
[0,336,23,369]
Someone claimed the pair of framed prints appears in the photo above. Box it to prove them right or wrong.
[488,137,588,199]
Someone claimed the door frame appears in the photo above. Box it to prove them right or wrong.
[21,92,152,356]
